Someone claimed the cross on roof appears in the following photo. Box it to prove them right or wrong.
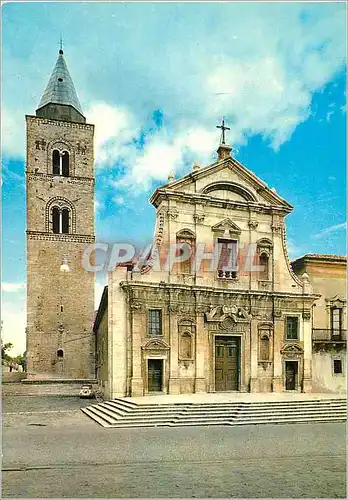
[216,118,230,145]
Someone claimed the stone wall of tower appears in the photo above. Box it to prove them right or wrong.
[26,115,95,379]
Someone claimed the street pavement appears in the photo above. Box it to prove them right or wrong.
[2,395,347,498]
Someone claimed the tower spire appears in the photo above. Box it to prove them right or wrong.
[36,46,85,123]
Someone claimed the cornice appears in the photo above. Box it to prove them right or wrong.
[27,231,95,243]
[119,280,320,300]
[151,190,291,215]
[26,171,94,185]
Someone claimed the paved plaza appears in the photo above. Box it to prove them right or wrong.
[2,394,346,498]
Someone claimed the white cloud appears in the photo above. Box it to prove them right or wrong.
[85,102,138,166]
[1,107,26,159]
[2,282,25,292]
[313,222,347,239]
[1,3,345,193]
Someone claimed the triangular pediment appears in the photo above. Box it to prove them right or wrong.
[212,218,241,234]
[141,338,170,350]
[150,156,292,211]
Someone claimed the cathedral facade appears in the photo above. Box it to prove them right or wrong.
[94,142,322,398]
[25,49,95,379]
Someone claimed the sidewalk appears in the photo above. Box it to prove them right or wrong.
[121,391,347,405]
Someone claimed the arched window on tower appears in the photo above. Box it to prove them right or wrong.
[61,208,69,234]
[57,349,64,358]
[52,149,70,176]
[52,150,60,175]
[52,207,60,234]
[51,206,70,234]
[62,151,69,177]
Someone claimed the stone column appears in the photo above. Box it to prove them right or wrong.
[302,312,312,392]
[249,320,259,392]
[272,317,284,392]
[169,310,180,394]
[195,313,207,392]
[130,308,144,396]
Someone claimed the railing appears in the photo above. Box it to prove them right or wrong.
[312,329,346,341]
[217,270,237,279]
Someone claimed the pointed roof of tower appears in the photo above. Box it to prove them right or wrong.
[37,49,83,115]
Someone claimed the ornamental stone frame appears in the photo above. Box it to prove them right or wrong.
[47,139,75,176]
[141,338,170,395]
[280,343,304,392]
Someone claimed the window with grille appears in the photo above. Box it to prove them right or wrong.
[217,239,237,278]
[286,316,299,340]
[333,359,342,374]
[330,307,342,337]
[148,309,162,336]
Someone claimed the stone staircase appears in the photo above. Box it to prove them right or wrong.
[81,397,347,428]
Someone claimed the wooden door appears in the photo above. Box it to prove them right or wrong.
[215,337,239,391]
[148,359,163,392]
[285,361,297,390]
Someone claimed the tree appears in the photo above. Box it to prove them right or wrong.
[1,342,14,362]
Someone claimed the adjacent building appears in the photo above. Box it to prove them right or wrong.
[292,254,346,393]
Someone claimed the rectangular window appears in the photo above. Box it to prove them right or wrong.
[333,359,342,374]
[148,309,162,336]
[330,307,342,338]
[286,316,299,340]
[217,239,237,278]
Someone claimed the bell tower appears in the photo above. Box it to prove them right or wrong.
[26,47,95,379]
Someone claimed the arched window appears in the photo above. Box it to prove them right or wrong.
[62,151,69,177]
[259,252,269,280]
[52,150,70,176]
[61,208,69,234]
[51,206,70,234]
[52,207,60,234]
[52,150,60,175]
[176,229,195,275]
[179,332,192,359]
[57,349,64,358]
[259,334,270,361]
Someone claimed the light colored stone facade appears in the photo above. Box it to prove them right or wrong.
[292,254,346,393]
[26,115,95,379]
[95,145,320,398]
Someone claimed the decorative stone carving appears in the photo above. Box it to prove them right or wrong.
[205,304,251,323]
[302,311,311,321]
[248,220,259,230]
[131,301,144,311]
[168,303,178,313]
[280,343,304,357]
[271,223,283,233]
[35,139,47,150]
[141,338,170,351]
[193,213,205,224]
[167,208,179,219]
[76,142,87,155]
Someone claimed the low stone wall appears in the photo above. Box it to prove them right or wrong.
[2,381,99,397]
[2,372,27,384]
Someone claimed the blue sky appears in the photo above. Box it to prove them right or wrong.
[1,2,346,354]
